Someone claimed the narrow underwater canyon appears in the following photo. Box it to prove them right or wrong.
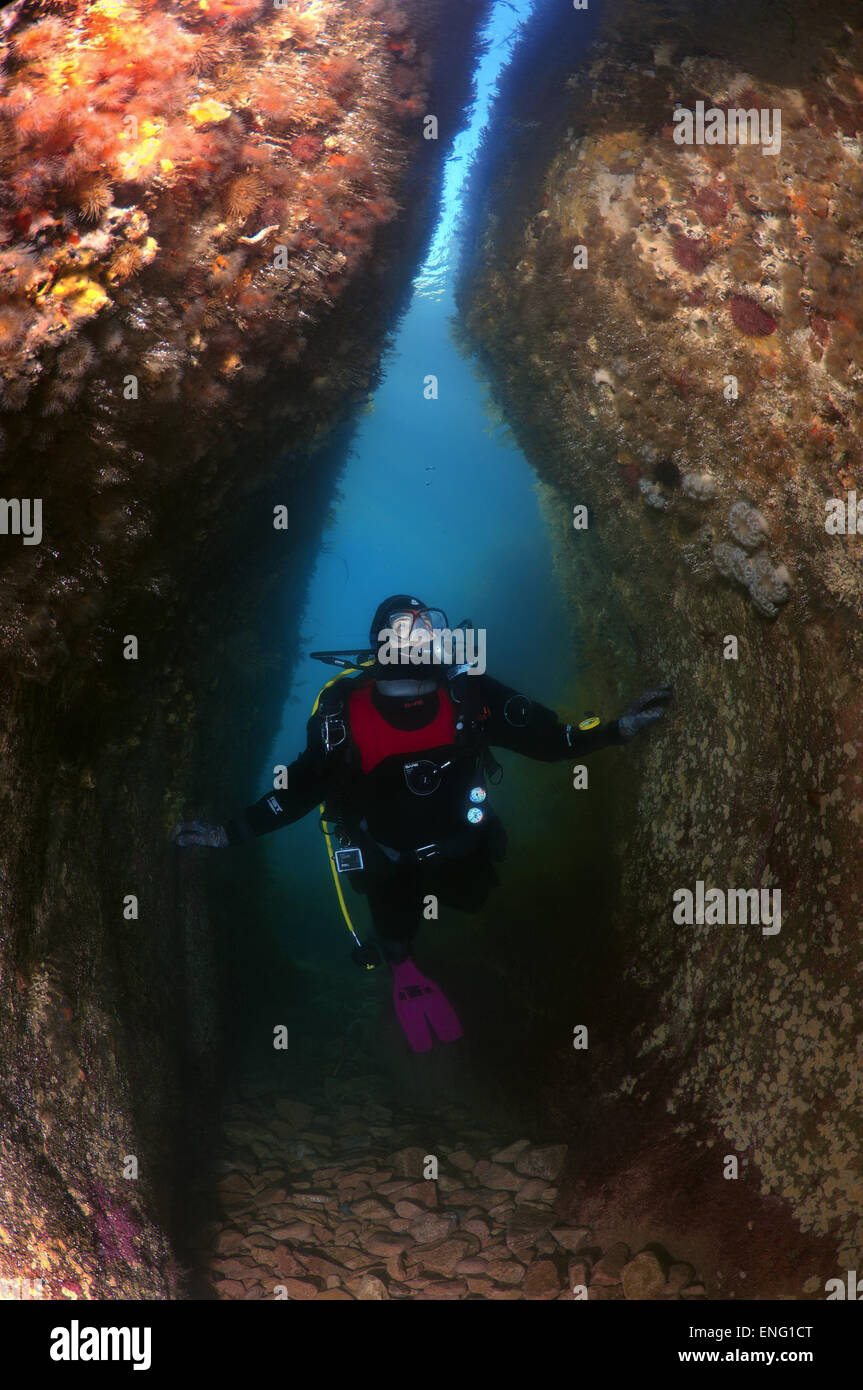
[0,0,861,1331]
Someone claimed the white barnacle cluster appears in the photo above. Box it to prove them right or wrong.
[748,551,791,618]
[713,501,791,617]
[728,499,768,549]
[638,477,668,510]
[712,541,753,586]
[681,470,717,501]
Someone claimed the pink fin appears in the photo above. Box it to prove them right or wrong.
[392,959,463,1052]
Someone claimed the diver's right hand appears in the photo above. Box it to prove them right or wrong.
[618,685,673,740]
[171,821,229,848]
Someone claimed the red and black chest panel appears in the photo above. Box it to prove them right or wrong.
[347,682,457,773]
[321,675,488,852]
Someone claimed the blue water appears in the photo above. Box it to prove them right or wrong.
[261,0,581,957]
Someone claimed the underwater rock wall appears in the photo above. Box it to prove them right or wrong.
[0,0,478,677]
[462,0,863,1264]
[0,0,488,1295]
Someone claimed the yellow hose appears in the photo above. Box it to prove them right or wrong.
[311,661,373,950]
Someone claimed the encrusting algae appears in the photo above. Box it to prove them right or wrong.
[0,0,426,451]
[0,0,452,687]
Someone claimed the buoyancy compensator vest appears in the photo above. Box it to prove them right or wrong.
[316,667,503,868]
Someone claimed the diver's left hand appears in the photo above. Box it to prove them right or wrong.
[171,820,229,848]
[618,685,672,740]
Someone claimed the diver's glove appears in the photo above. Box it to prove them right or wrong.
[618,685,673,740]
[171,821,229,848]
[351,941,383,970]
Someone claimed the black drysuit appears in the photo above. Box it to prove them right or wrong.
[225,671,624,952]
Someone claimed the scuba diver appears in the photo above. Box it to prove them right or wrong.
[172,595,671,1052]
